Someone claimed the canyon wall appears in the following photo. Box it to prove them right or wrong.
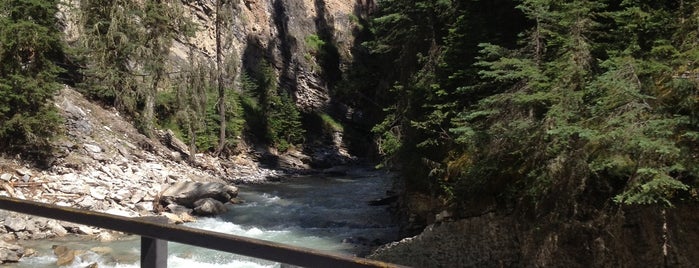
[173,0,373,111]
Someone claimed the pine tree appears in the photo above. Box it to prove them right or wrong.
[257,61,304,152]
[448,0,697,208]
[0,0,64,152]
[78,0,142,113]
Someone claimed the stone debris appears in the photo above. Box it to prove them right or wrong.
[0,87,281,247]
[0,85,337,264]
[0,240,24,264]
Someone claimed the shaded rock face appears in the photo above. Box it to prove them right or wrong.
[160,181,238,216]
[173,0,367,112]
[370,205,699,267]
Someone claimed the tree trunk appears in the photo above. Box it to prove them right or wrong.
[143,74,159,138]
[215,0,226,156]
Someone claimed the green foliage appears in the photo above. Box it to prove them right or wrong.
[305,34,326,53]
[78,0,194,137]
[446,0,698,208]
[366,0,699,210]
[77,0,142,111]
[0,0,64,152]
[157,53,245,153]
[318,112,344,132]
[254,62,304,151]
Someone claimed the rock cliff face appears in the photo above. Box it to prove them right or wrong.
[173,0,372,112]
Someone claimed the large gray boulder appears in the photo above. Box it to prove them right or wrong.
[160,181,238,208]
[192,198,228,216]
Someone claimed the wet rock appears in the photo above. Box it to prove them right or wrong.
[166,204,192,215]
[368,195,398,206]
[0,240,24,263]
[160,181,238,208]
[23,248,36,257]
[52,245,76,266]
[90,246,112,255]
[192,198,228,216]
[97,232,116,242]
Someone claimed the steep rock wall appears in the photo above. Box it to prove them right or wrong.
[174,0,368,111]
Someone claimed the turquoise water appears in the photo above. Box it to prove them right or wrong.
[10,169,399,267]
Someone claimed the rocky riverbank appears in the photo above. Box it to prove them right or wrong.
[0,87,294,264]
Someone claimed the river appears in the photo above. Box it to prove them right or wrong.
[9,167,400,267]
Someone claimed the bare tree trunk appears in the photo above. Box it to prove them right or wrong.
[215,0,226,156]
[143,73,159,138]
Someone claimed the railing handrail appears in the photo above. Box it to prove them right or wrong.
[0,196,407,268]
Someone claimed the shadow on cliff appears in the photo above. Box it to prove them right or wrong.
[313,0,342,89]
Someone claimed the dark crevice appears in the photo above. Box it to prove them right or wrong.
[270,0,297,94]
[313,0,342,89]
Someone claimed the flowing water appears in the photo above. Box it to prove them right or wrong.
[10,168,400,267]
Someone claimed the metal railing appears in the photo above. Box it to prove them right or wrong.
[0,196,407,268]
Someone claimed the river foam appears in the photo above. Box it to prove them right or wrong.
[10,169,399,268]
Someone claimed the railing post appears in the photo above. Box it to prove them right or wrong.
[141,236,167,268]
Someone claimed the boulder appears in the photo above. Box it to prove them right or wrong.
[192,198,228,216]
[158,129,190,158]
[0,240,24,263]
[46,220,68,237]
[52,245,75,266]
[4,217,27,232]
[160,181,238,208]
[165,204,192,215]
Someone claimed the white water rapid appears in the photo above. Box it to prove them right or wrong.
[9,168,399,267]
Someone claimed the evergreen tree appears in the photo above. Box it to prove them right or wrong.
[80,0,193,137]
[366,0,526,193]
[139,0,183,137]
[78,0,142,112]
[257,61,304,152]
[0,0,64,152]
[448,0,698,208]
